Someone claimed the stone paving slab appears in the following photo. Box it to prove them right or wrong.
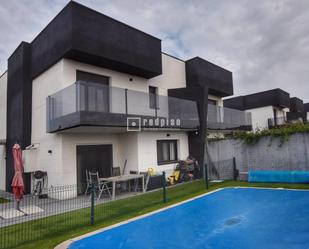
[0,209,25,219]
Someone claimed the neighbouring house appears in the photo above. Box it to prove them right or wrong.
[0,1,249,192]
[303,103,309,122]
[224,89,306,131]
[287,97,305,123]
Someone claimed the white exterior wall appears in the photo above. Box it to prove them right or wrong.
[0,145,5,190]
[149,54,186,94]
[248,106,274,130]
[0,72,7,190]
[208,94,223,107]
[30,60,66,187]
[248,106,289,131]
[0,72,7,140]
[137,131,189,175]
[119,132,139,174]
[29,53,188,187]
[62,53,186,95]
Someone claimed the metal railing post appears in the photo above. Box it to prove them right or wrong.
[90,183,95,225]
[233,157,237,180]
[125,88,128,115]
[205,163,209,189]
[162,171,166,203]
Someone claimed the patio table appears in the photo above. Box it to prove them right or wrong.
[99,174,145,200]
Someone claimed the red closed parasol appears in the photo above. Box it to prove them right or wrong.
[11,144,25,208]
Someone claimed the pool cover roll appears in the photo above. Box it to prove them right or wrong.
[249,170,309,183]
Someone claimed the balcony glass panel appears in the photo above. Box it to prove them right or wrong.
[207,104,252,130]
[47,81,200,132]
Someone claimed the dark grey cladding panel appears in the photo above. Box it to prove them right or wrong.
[30,4,73,79]
[70,3,162,78]
[168,86,208,177]
[185,57,233,97]
[30,1,162,79]
[287,111,304,121]
[223,96,246,111]
[304,103,309,112]
[224,89,290,110]
[6,42,32,191]
[290,97,304,113]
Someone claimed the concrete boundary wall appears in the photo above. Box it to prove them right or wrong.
[207,133,309,179]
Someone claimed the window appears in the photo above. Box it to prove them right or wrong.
[157,140,178,165]
[149,86,158,109]
[76,71,109,112]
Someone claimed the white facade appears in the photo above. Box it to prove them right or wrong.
[27,53,191,187]
[0,72,7,190]
[137,131,189,174]
[0,72,7,140]
[248,106,289,131]
[208,94,223,107]
[0,145,5,190]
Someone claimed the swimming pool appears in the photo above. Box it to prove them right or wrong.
[69,188,309,249]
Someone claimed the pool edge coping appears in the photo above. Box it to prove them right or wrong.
[55,186,309,249]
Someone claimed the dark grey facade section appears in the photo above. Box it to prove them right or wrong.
[168,86,209,178]
[304,103,309,112]
[6,42,32,191]
[223,96,246,111]
[224,89,290,111]
[289,97,304,113]
[31,1,162,79]
[185,57,233,97]
[287,98,304,122]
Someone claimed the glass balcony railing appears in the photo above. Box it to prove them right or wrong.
[207,104,252,131]
[47,81,200,132]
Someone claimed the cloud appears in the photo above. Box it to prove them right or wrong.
[1,0,309,101]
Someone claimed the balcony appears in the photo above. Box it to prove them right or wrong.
[47,81,200,133]
[207,104,252,131]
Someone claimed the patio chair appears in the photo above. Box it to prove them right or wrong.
[88,171,112,200]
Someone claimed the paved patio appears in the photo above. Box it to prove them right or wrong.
[0,188,144,228]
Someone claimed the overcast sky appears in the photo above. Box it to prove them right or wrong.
[0,0,308,101]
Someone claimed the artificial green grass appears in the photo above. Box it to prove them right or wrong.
[1,180,308,249]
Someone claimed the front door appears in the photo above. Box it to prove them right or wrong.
[76,145,113,194]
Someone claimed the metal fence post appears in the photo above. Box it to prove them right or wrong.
[205,163,209,189]
[233,157,237,180]
[162,171,166,203]
[90,183,95,225]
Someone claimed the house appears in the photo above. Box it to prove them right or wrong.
[303,103,309,122]
[224,89,305,130]
[287,97,305,123]
[0,1,247,192]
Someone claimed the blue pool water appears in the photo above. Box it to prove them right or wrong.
[69,188,309,249]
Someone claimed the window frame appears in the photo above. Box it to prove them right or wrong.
[76,70,110,113]
[157,140,178,165]
[149,86,158,109]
